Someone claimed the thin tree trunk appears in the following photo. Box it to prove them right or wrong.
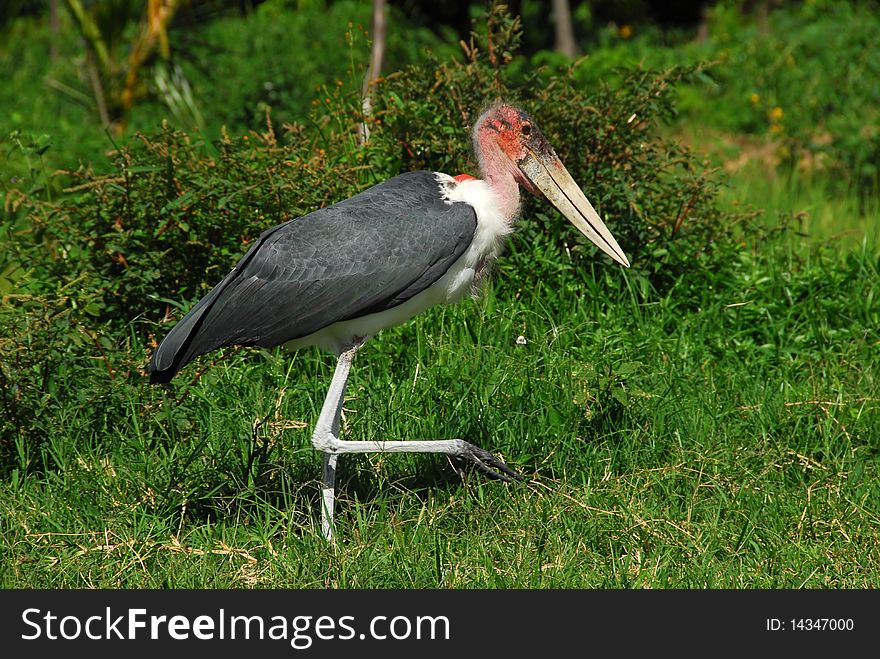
[359,0,386,146]
[755,1,769,34]
[695,3,710,43]
[49,0,59,61]
[552,0,578,58]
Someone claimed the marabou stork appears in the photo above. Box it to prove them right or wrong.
[149,103,630,541]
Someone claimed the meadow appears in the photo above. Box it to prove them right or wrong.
[1,1,878,588]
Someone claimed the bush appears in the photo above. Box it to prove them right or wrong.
[505,1,880,193]
[697,1,879,189]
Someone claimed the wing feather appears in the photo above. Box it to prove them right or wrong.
[149,171,476,382]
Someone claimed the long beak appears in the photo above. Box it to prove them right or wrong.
[519,148,630,268]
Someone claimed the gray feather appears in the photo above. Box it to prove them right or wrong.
[149,171,477,383]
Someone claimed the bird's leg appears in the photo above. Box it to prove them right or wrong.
[311,342,522,541]
[320,453,338,542]
[312,342,360,542]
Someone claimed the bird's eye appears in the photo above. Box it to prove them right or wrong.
[521,123,532,136]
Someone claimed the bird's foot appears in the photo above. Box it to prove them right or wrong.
[453,441,523,483]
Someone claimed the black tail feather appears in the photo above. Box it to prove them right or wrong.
[148,280,229,384]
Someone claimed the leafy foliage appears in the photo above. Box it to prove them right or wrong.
[694,2,879,189]
[531,1,880,192]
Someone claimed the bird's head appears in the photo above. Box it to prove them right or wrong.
[474,103,630,268]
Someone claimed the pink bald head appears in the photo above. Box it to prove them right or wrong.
[473,103,549,197]
[468,102,631,268]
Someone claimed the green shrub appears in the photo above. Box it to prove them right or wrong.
[699,1,879,189]
[506,1,880,193]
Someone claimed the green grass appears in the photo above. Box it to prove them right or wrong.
[2,176,878,588]
[721,165,880,248]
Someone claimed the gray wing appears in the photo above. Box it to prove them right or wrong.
[150,171,477,382]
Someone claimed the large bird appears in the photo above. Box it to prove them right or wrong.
[150,103,630,540]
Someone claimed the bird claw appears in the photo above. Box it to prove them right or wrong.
[454,441,523,483]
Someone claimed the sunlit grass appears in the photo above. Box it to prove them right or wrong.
[721,164,880,248]
[674,124,880,247]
